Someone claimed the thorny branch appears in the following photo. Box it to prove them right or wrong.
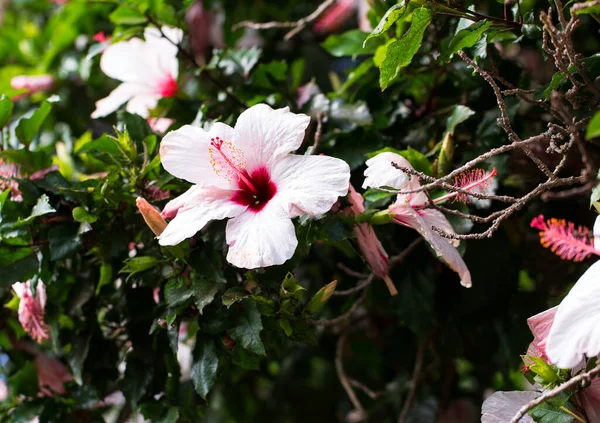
[510,362,600,423]
[232,0,336,41]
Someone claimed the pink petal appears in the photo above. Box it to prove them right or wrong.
[526,306,558,362]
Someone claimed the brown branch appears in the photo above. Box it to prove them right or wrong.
[310,111,326,155]
[233,0,336,41]
[336,331,367,420]
[309,289,367,326]
[398,337,428,423]
[510,363,600,423]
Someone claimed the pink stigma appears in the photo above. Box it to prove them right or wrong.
[156,74,178,98]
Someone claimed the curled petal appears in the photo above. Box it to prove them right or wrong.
[12,281,49,343]
[526,306,558,362]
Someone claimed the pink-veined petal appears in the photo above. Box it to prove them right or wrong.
[91,82,145,118]
[225,200,297,269]
[160,123,236,188]
[481,391,537,423]
[271,154,350,218]
[546,260,600,368]
[392,205,472,287]
[363,152,413,190]
[125,93,160,118]
[158,186,246,246]
[526,306,558,362]
[419,208,460,248]
[233,104,310,170]
[580,378,600,423]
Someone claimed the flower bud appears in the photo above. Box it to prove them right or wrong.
[136,197,167,236]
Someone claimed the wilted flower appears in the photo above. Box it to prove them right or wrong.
[11,74,54,100]
[159,103,351,268]
[346,184,396,295]
[91,26,182,118]
[12,280,49,343]
[35,353,73,396]
[363,152,472,287]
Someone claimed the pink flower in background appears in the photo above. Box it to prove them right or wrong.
[91,26,182,118]
[93,31,110,43]
[0,160,23,201]
[35,354,73,396]
[11,75,54,100]
[159,104,350,268]
[148,117,174,134]
[12,280,49,343]
[313,0,373,34]
[185,0,224,62]
[346,184,396,295]
[526,306,558,362]
[363,152,472,287]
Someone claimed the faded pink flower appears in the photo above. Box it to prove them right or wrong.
[363,152,472,287]
[35,353,72,396]
[158,104,351,268]
[185,0,224,62]
[11,75,54,100]
[526,306,558,362]
[346,184,396,295]
[92,26,182,119]
[148,117,174,134]
[0,160,22,201]
[12,280,49,343]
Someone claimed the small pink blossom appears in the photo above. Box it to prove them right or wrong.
[148,117,174,134]
[159,104,351,268]
[91,26,182,119]
[10,75,54,100]
[93,31,110,43]
[12,280,49,343]
[346,184,396,295]
[363,152,472,287]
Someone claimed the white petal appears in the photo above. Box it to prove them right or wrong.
[162,186,202,219]
[271,155,350,218]
[594,215,600,250]
[125,93,159,118]
[363,152,413,190]
[158,186,246,246]
[233,104,310,170]
[225,200,297,269]
[481,391,537,423]
[160,123,236,188]
[91,82,144,118]
[12,281,26,298]
[392,205,472,287]
[35,280,47,310]
[143,26,181,81]
[546,260,600,368]
[101,38,162,85]
[419,209,460,248]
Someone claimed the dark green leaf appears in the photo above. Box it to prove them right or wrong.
[14,194,56,226]
[121,354,153,407]
[15,101,52,146]
[222,286,250,308]
[439,20,493,62]
[379,7,433,90]
[0,94,13,128]
[120,256,159,280]
[48,223,82,261]
[322,30,378,57]
[191,336,219,399]
[68,334,91,385]
[228,299,265,356]
[364,1,409,45]
[445,105,475,135]
[529,401,577,423]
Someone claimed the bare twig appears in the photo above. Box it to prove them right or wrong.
[349,378,386,400]
[233,0,336,41]
[336,331,367,420]
[510,363,600,423]
[398,337,428,423]
[309,289,367,326]
[310,111,326,155]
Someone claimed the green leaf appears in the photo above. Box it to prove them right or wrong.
[445,105,476,135]
[529,401,578,423]
[228,299,266,356]
[95,263,113,295]
[364,1,409,46]
[322,30,379,58]
[305,280,337,314]
[280,272,305,300]
[68,334,91,385]
[120,256,159,280]
[586,110,600,140]
[574,3,600,15]
[110,6,147,25]
[379,7,433,90]
[0,246,38,288]
[222,286,250,308]
[194,279,220,315]
[72,206,98,224]
[15,101,52,146]
[279,318,293,336]
[439,20,493,62]
[121,354,153,407]
[191,336,219,400]
[527,355,558,383]
[0,94,13,128]
[48,223,82,261]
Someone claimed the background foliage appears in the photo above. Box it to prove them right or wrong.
[0,0,599,422]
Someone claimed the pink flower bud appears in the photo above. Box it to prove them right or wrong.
[136,197,168,236]
[11,75,54,98]
[12,280,49,343]
[346,184,397,296]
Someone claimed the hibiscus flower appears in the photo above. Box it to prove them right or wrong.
[91,26,182,119]
[158,104,351,268]
[12,280,49,343]
[362,152,471,287]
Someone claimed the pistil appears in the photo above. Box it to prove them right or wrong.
[210,137,258,194]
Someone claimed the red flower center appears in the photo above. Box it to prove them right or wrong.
[156,74,178,98]
[208,137,277,212]
[231,167,277,212]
